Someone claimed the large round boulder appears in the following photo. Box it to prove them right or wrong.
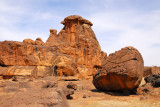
[93,46,144,91]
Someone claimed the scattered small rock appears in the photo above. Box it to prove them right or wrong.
[144,73,160,87]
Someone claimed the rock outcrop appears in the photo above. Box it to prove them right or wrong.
[93,46,144,91]
[0,15,106,78]
[35,37,44,45]
[53,56,78,76]
[0,41,58,66]
[23,39,35,45]
[46,15,106,76]
[23,37,44,45]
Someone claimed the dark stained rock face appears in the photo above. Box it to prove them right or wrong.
[144,73,160,87]
[93,46,144,91]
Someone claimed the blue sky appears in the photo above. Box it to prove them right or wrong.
[0,0,160,66]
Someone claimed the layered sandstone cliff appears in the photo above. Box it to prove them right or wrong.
[0,15,106,79]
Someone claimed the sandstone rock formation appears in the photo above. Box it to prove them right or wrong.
[23,38,44,45]
[45,29,57,46]
[53,56,78,76]
[46,15,106,76]
[0,15,106,78]
[35,37,44,45]
[0,41,60,78]
[0,41,58,66]
[23,39,35,45]
[0,76,70,107]
[93,46,144,91]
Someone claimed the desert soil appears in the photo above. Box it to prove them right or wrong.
[58,77,160,107]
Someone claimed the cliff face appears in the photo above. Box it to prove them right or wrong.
[0,15,106,78]
[0,41,57,66]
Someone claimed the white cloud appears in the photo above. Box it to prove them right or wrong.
[88,9,160,66]
[0,0,64,42]
[0,0,160,66]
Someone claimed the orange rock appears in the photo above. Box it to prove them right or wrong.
[93,46,144,91]
[45,29,57,46]
[53,56,78,76]
[23,39,35,45]
[0,41,58,66]
[35,37,44,45]
[45,15,107,76]
[0,15,106,78]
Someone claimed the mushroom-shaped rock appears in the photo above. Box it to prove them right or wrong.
[93,46,144,91]
[61,15,93,26]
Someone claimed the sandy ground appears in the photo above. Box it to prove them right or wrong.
[58,78,160,107]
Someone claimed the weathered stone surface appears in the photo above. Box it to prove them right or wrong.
[35,37,44,45]
[45,29,57,46]
[23,39,35,45]
[61,15,93,26]
[0,41,57,78]
[0,15,106,78]
[53,56,78,76]
[23,38,44,45]
[45,15,106,76]
[0,76,70,107]
[0,66,56,79]
[93,46,144,91]
[0,41,58,66]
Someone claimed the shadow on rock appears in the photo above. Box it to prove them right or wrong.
[90,89,136,96]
